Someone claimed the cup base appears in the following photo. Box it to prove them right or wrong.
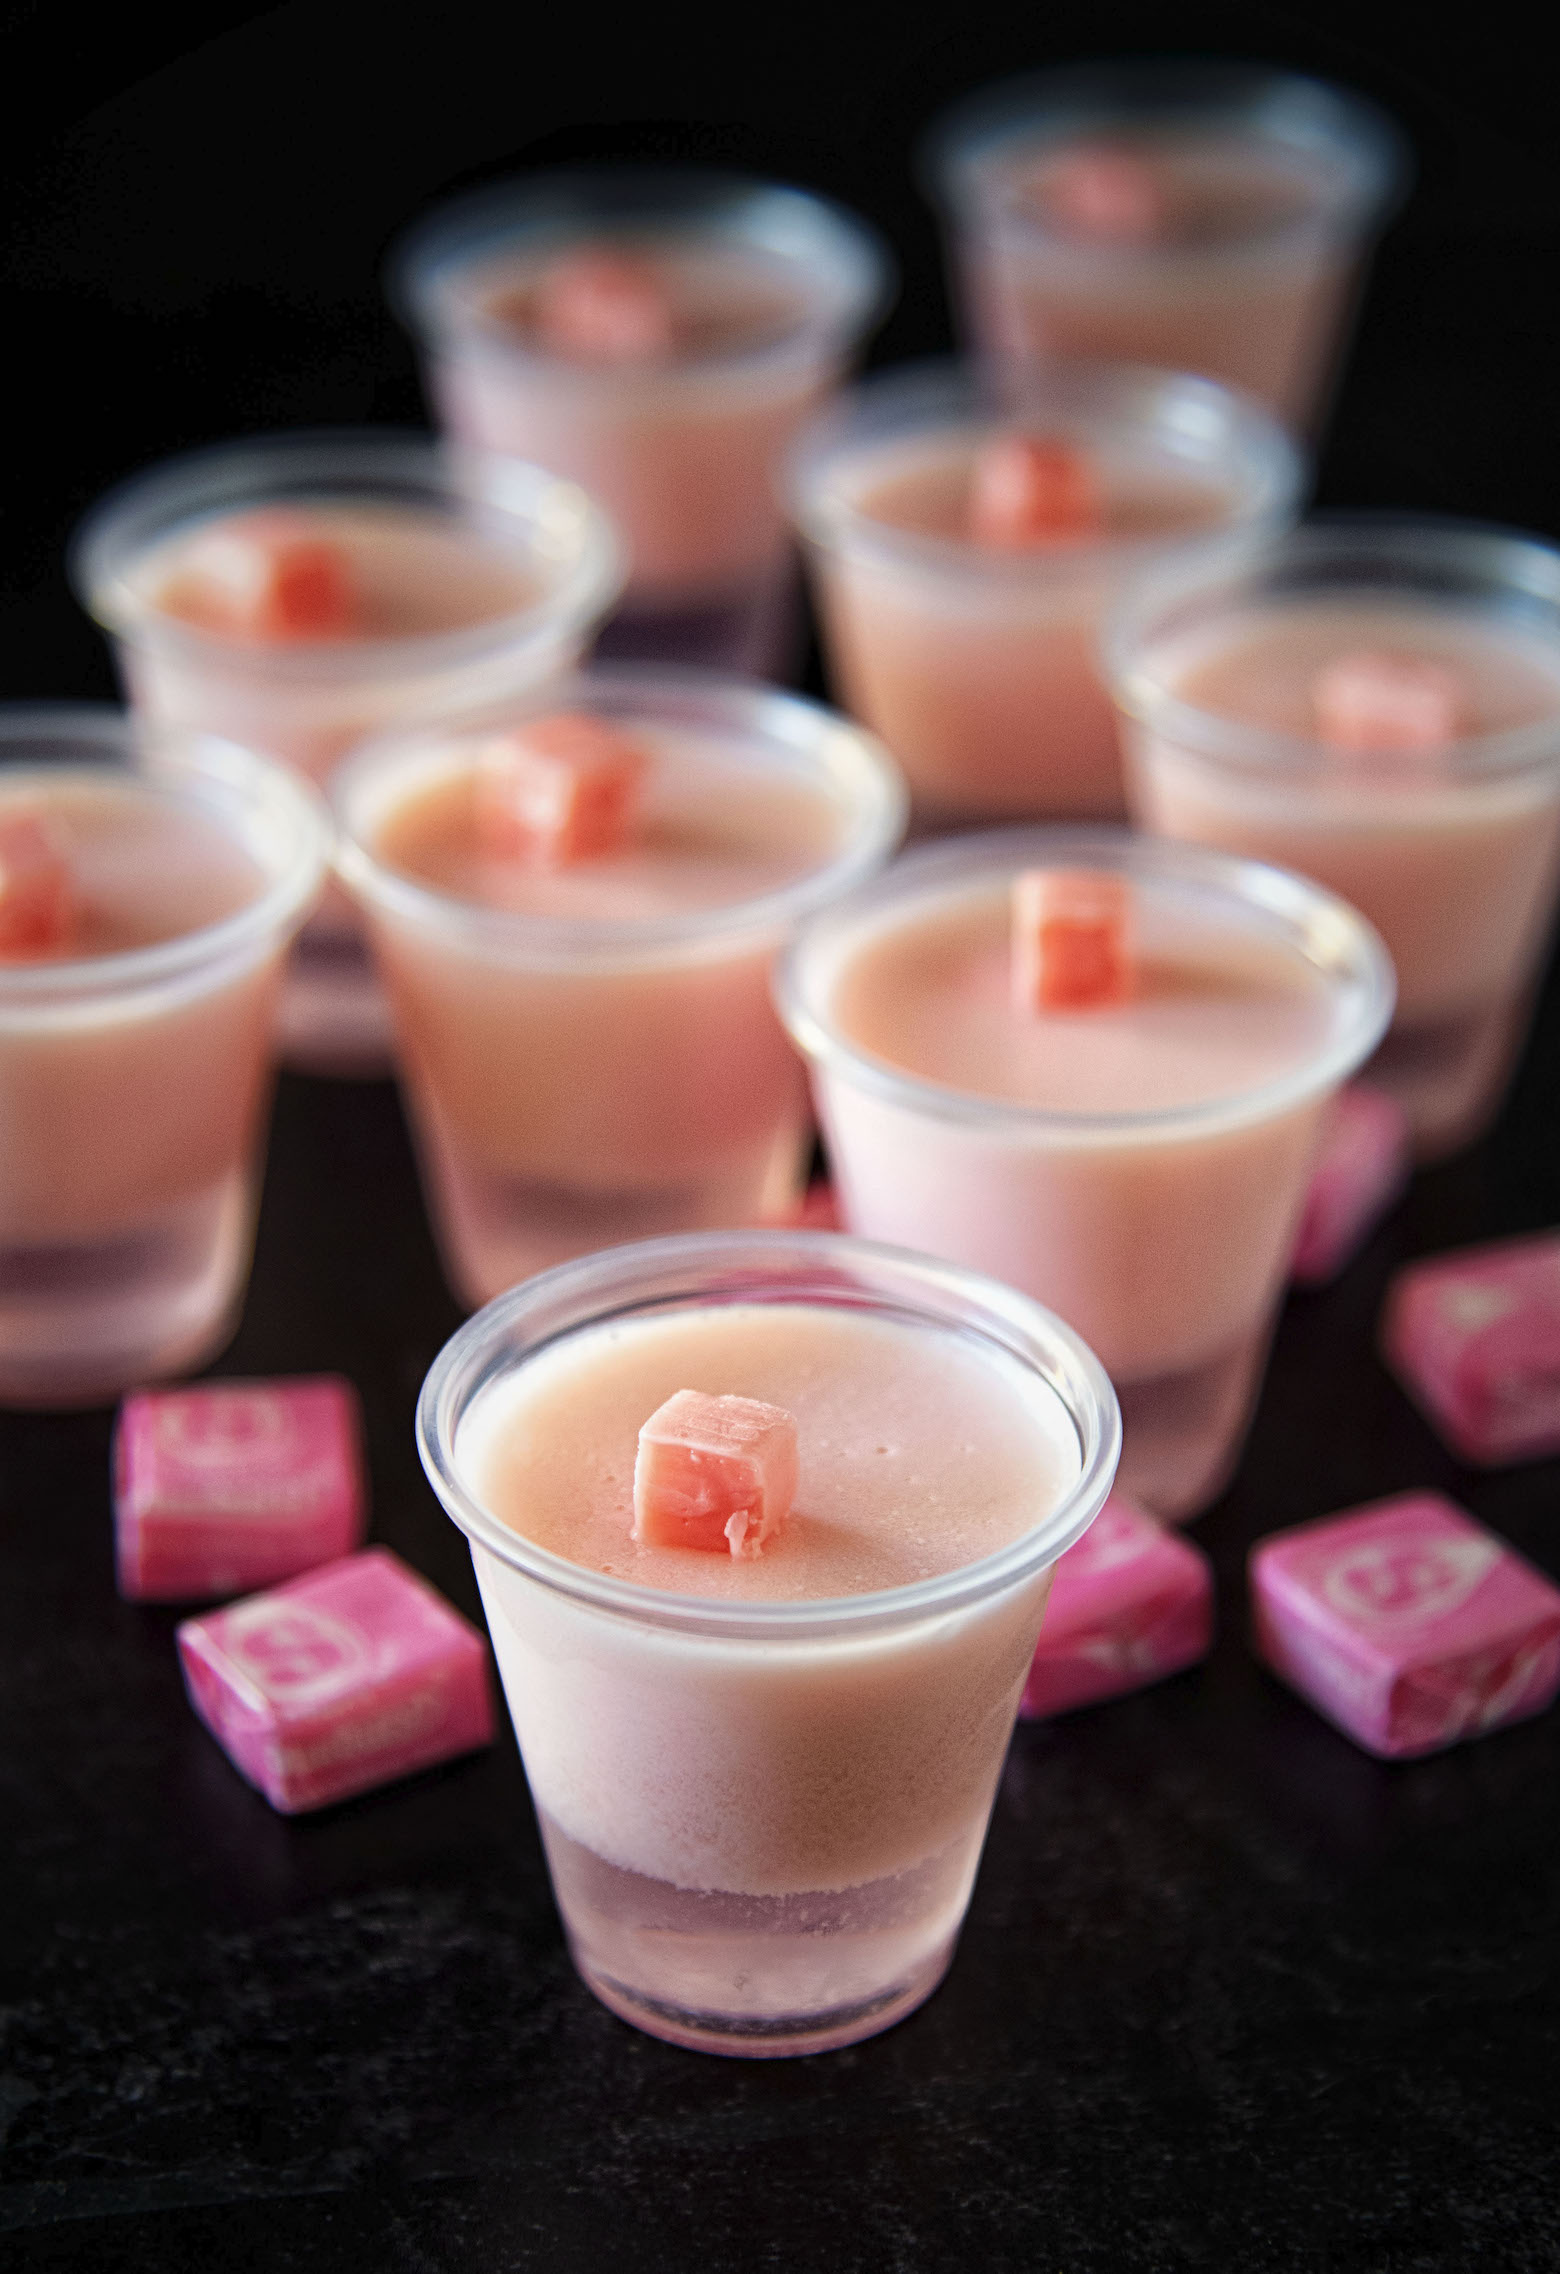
[575,1944,953,2058]
[280,917,396,1079]
[593,571,799,681]
[1116,1315,1275,1522]
[1367,995,1529,1164]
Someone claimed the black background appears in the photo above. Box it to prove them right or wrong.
[4,5,1560,2268]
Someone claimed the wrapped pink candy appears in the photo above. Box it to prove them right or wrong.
[1250,1491,1560,1759]
[1380,1230,1560,1464]
[177,1548,495,1813]
[1290,1083,1411,1287]
[115,1377,367,1601]
[1019,1492,1214,1719]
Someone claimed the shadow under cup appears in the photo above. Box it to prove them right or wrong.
[416,1230,1120,2056]
[0,712,329,1407]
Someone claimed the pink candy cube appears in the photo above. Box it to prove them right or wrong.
[1019,1493,1213,1719]
[177,1548,496,1813]
[114,1377,367,1601]
[1312,651,1462,754]
[535,249,677,362]
[1043,146,1164,242]
[633,1389,798,1558]
[0,810,75,956]
[476,712,649,868]
[1380,1231,1560,1465]
[1011,868,1131,1013]
[1290,1083,1411,1286]
[1250,1493,1560,1758]
[970,436,1102,548]
[163,512,358,642]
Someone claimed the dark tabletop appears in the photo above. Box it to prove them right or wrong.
[4,6,1560,2268]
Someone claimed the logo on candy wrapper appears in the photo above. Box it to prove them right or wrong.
[1064,1502,1156,1581]
[222,1599,373,1705]
[158,1391,291,1464]
[1317,1532,1500,1630]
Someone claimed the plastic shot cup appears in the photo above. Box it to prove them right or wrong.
[922,61,1407,434]
[788,359,1302,826]
[777,829,1393,1520]
[0,708,330,1407]
[388,168,894,678]
[333,667,907,1307]
[70,431,621,1074]
[1106,518,1560,1159]
[416,1227,1121,2055]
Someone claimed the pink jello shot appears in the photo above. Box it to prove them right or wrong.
[418,1229,1120,2056]
[1018,1491,1213,1718]
[177,1546,495,1813]
[1290,1081,1411,1286]
[789,361,1300,825]
[923,61,1406,432]
[0,710,328,1408]
[1250,1493,1560,1758]
[778,829,1393,1519]
[71,432,620,1073]
[1108,520,1560,1158]
[1379,1231,1560,1465]
[114,1377,367,1601]
[390,169,892,677]
[334,667,905,1306]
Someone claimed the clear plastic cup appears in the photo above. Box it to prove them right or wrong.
[417,1227,1120,2055]
[0,708,330,1407]
[922,61,1408,433]
[70,430,622,1074]
[1105,518,1560,1159]
[388,168,894,676]
[789,359,1302,825]
[777,829,1393,1519]
[333,666,907,1306]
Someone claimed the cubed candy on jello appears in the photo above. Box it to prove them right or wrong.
[0,811,75,956]
[1290,1083,1411,1287]
[969,436,1102,547]
[476,712,649,867]
[1041,146,1164,241]
[1019,1493,1213,1719]
[1012,868,1132,1012]
[1312,651,1462,754]
[159,512,358,641]
[176,1547,496,1813]
[633,1389,798,1558]
[114,1376,367,1602]
[1249,1492,1560,1759]
[535,249,677,361]
[1380,1231,1560,1465]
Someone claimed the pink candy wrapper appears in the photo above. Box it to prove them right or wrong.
[1019,1493,1214,1719]
[115,1377,367,1601]
[1290,1083,1411,1287]
[177,1548,495,1813]
[1380,1230,1560,1465]
[1250,1492,1560,1759]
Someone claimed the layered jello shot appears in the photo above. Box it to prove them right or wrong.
[0,709,328,1406]
[790,362,1300,824]
[71,431,620,1070]
[334,668,905,1304]
[923,62,1406,431]
[418,1229,1119,2054]
[389,169,892,674]
[779,831,1392,1518]
[1108,520,1560,1157]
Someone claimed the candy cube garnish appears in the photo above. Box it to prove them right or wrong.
[633,1389,798,1559]
[1290,1083,1412,1287]
[176,1548,496,1813]
[1012,868,1131,1013]
[1312,652,1462,754]
[114,1377,367,1602]
[969,436,1102,547]
[1249,1492,1560,1759]
[0,810,75,957]
[535,249,677,361]
[1042,145,1164,241]
[475,712,649,868]
[1380,1231,1560,1465]
[1019,1493,1213,1719]
[158,511,358,641]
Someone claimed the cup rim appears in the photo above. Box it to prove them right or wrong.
[416,1227,1122,1639]
[1101,513,1560,784]
[0,705,332,1005]
[775,823,1396,1141]
[69,428,624,681]
[330,661,909,968]
[786,356,1305,585]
